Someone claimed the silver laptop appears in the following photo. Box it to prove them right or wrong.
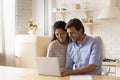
[35,57,63,77]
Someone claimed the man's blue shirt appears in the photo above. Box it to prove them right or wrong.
[65,35,102,75]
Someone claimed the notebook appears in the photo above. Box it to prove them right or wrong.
[35,57,64,77]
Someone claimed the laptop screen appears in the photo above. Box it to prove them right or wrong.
[35,57,62,76]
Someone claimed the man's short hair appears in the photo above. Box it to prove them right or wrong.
[65,18,85,34]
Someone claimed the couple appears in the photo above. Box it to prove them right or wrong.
[47,18,102,75]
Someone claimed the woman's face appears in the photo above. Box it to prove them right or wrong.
[55,28,67,43]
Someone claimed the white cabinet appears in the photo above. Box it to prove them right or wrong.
[116,67,120,77]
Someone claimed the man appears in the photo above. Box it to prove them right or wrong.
[61,18,102,75]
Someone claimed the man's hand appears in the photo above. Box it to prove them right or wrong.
[60,64,97,75]
[60,67,72,75]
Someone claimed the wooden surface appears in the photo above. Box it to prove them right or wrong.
[0,66,120,80]
[102,62,120,67]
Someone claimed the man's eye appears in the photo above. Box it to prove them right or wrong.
[61,33,64,35]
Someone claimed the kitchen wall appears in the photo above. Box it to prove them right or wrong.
[16,0,45,35]
[53,0,120,59]
[32,0,45,35]
[16,0,120,59]
[16,0,32,34]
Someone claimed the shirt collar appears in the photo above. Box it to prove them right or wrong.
[76,34,87,47]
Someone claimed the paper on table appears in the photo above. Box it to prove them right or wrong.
[70,75,93,80]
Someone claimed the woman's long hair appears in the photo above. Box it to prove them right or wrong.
[51,21,69,42]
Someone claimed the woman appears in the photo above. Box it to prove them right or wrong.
[47,21,70,68]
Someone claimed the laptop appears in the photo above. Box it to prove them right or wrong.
[35,57,64,77]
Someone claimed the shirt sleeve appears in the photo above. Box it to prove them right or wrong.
[46,42,55,57]
[89,39,102,66]
[65,44,74,69]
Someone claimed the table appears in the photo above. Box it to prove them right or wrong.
[0,66,119,80]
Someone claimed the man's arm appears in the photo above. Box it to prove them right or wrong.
[61,64,96,75]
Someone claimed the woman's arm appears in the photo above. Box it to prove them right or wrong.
[46,42,55,57]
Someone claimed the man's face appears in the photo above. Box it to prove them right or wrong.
[67,26,82,42]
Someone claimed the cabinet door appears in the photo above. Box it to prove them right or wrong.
[116,67,120,77]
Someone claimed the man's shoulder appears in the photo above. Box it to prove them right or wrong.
[86,35,98,42]
[68,42,75,46]
[86,35,94,39]
[67,42,78,50]
[86,35,101,47]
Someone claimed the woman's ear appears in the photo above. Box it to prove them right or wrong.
[78,29,83,33]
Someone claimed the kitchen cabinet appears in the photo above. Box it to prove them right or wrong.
[116,65,120,77]
[102,62,120,77]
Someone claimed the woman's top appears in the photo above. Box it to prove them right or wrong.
[47,40,67,67]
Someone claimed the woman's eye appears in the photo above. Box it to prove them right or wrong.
[56,34,59,36]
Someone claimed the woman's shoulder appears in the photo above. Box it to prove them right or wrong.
[49,40,59,46]
[51,40,59,44]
